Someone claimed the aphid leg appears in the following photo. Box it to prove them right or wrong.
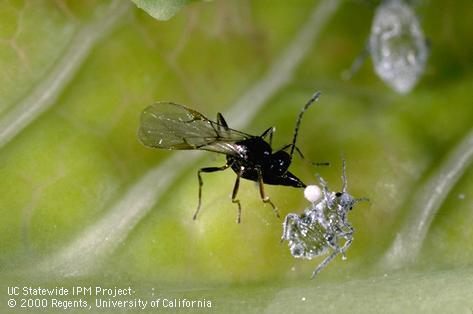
[337,222,354,260]
[340,236,353,261]
[341,222,355,237]
[316,174,333,207]
[281,213,300,242]
[232,167,243,223]
[311,248,342,279]
[194,164,230,221]
[256,168,279,218]
[289,91,321,159]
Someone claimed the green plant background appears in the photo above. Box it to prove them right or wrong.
[1,0,473,313]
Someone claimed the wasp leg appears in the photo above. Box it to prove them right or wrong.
[232,167,244,223]
[216,112,229,130]
[260,126,275,147]
[214,112,230,138]
[256,168,279,218]
[194,164,230,221]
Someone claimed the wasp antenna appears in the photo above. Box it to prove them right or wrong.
[289,91,322,158]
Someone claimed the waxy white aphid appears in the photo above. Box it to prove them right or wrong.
[282,160,368,278]
[369,0,429,94]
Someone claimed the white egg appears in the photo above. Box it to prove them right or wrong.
[304,185,322,203]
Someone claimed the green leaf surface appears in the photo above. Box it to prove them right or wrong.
[130,0,196,20]
[1,0,473,313]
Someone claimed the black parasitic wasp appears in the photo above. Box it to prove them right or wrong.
[138,92,323,223]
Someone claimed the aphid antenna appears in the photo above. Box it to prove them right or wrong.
[341,41,370,81]
[341,158,348,193]
[316,173,331,204]
[355,197,370,203]
[316,173,328,189]
[340,158,369,203]
[289,91,322,159]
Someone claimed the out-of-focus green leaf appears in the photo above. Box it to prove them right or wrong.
[130,0,196,20]
[0,0,473,313]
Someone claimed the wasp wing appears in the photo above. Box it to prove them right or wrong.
[138,102,253,156]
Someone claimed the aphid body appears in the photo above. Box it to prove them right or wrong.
[282,160,367,278]
[369,0,428,93]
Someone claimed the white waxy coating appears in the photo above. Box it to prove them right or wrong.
[304,185,322,203]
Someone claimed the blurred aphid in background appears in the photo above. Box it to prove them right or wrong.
[370,0,429,93]
[344,0,429,94]
[281,161,368,278]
